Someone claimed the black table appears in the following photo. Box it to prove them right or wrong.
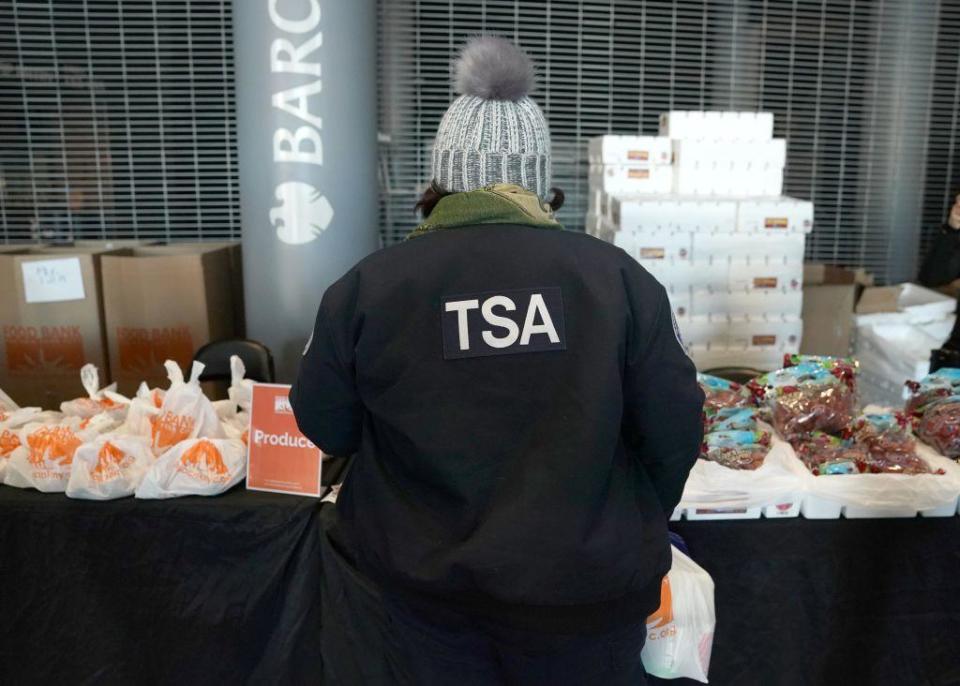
[2,484,959,685]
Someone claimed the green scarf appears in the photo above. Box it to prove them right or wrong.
[408,183,562,239]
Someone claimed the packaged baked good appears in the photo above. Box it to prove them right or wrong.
[698,374,753,414]
[700,429,770,470]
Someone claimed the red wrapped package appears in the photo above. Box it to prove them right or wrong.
[849,413,930,474]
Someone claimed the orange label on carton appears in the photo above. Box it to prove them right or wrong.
[764,217,789,229]
[753,277,778,289]
[247,384,322,497]
[627,168,651,179]
[627,150,650,161]
[752,335,778,346]
[117,326,193,376]
[640,247,666,259]
[4,325,84,373]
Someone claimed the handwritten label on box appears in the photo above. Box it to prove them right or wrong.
[21,258,86,304]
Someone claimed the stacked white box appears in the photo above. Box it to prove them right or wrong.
[586,113,812,372]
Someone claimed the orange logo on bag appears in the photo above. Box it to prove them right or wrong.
[4,325,84,374]
[117,326,193,375]
[151,412,195,451]
[0,429,20,457]
[764,217,789,229]
[646,576,674,629]
[91,441,131,482]
[151,390,164,408]
[241,429,249,446]
[176,440,229,482]
[26,426,82,466]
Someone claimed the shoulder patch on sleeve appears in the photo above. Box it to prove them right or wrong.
[302,330,314,356]
[671,310,690,356]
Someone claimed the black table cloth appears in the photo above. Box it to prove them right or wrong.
[2,483,959,685]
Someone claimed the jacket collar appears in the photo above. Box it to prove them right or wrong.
[408,183,562,239]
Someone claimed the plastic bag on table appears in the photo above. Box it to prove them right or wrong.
[641,546,715,683]
[698,374,753,414]
[110,382,164,438]
[3,414,115,492]
[222,410,249,446]
[0,408,57,482]
[849,412,930,474]
[59,364,129,421]
[749,358,857,440]
[228,356,254,413]
[149,361,224,455]
[135,437,246,499]
[0,385,19,413]
[65,434,154,500]
[701,429,770,470]
[904,368,960,417]
[915,396,960,459]
[679,427,805,510]
[704,407,758,433]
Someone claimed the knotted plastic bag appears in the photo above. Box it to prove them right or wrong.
[65,434,155,500]
[641,546,715,683]
[0,408,57,483]
[135,437,246,499]
[149,361,224,455]
[60,364,129,421]
[3,414,115,492]
[111,382,164,438]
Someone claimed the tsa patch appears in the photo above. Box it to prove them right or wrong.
[671,310,690,356]
[441,287,567,360]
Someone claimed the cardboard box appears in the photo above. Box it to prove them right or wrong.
[800,264,865,357]
[0,246,116,408]
[587,135,672,165]
[102,242,242,395]
[855,283,954,325]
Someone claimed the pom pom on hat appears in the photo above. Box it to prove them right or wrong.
[454,35,535,101]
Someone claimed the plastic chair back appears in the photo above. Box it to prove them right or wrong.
[193,338,276,383]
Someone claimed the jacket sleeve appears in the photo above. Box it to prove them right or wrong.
[290,278,363,457]
[621,276,704,515]
[918,225,960,288]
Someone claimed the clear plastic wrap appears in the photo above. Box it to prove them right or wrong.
[700,429,770,470]
[697,374,753,414]
[749,358,857,440]
[916,397,960,459]
[850,413,931,474]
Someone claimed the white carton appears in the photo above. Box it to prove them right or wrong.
[588,164,673,195]
[659,111,774,141]
[684,505,763,520]
[727,316,803,350]
[691,288,803,319]
[727,261,803,292]
[609,230,693,262]
[736,197,814,234]
[666,286,693,319]
[587,135,672,165]
[611,196,738,232]
[673,166,782,197]
[677,315,733,347]
[641,259,730,290]
[693,231,805,263]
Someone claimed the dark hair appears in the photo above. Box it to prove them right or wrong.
[415,181,565,218]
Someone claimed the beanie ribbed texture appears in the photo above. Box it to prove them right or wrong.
[431,37,552,200]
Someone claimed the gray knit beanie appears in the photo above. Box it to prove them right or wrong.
[432,36,552,199]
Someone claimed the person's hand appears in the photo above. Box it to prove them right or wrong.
[950,194,960,230]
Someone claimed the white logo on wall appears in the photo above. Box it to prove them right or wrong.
[270,182,334,245]
[268,0,331,245]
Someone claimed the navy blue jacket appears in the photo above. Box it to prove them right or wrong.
[291,224,703,632]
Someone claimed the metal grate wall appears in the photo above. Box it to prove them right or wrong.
[377,0,960,284]
[0,0,238,243]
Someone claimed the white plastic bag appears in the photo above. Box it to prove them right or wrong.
[3,414,115,492]
[149,361,224,455]
[679,425,805,510]
[111,382,164,438]
[135,437,246,499]
[0,386,19,413]
[0,407,52,482]
[642,546,715,683]
[60,364,129,421]
[221,410,249,446]
[65,434,155,500]
[228,355,253,413]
